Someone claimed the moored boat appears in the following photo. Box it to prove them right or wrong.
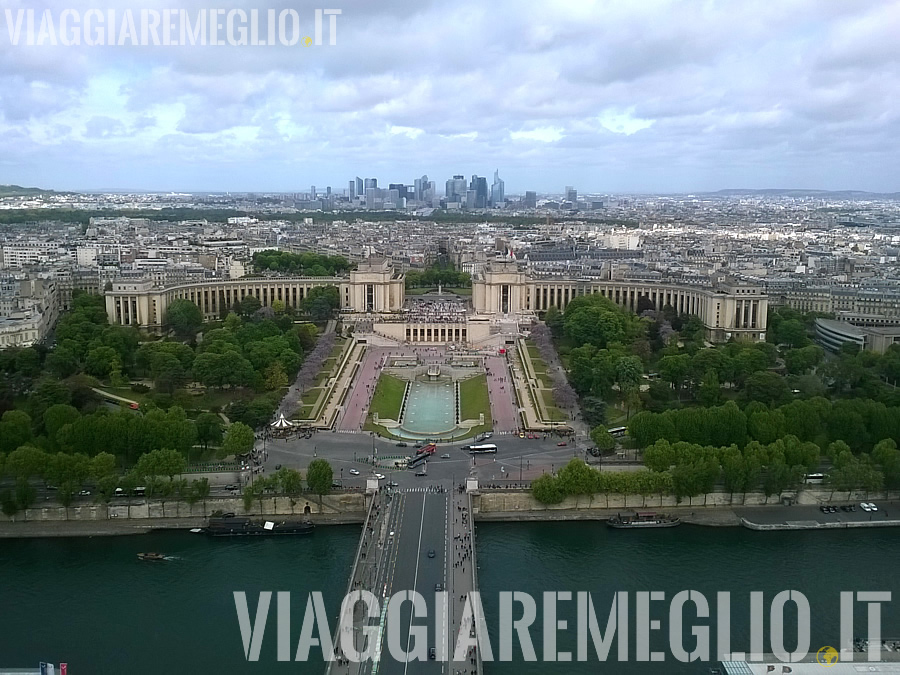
[203,517,315,537]
[607,512,681,529]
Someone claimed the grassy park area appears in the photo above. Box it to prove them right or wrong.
[459,374,490,421]
[367,373,407,421]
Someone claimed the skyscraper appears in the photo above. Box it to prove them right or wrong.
[364,178,377,190]
[469,175,488,209]
[445,175,467,202]
[310,185,316,199]
[490,169,505,208]
[356,177,364,198]
[524,191,537,208]
[565,186,577,203]
[348,180,356,199]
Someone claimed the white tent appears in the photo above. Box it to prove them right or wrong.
[271,413,294,429]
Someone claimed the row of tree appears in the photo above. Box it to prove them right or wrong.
[532,436,900,505]
[0,444,217,516]
[0,403,255,465]
[627,396,900,455]
[252,250,352,277]
[240,459,334,511]
[404,264,471,289]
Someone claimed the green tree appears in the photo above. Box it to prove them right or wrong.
[658,354,692,395]
[133,448,187,480]
[544,306,564,338]
[46,346,79,379]
[302,286,341,321]
[6,445,47,480]
[0,411,33,454]
[222,422,255,457]
[84,346,120,379]
[306,459,333,495]
[697,370,722,407]
[43,404,80,441]
[590,426,616,453]
[166,299,203,339]
[531,473,565,504]
[744,371,789,407]
[239,295,262,316]
[264,362,289,391]
[196,412,223,450]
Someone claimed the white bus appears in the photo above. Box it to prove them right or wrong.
[608,427,627,438]
[804,473,826,484]
[468,443,498,454]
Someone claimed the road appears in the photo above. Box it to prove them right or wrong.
[257,431,590,493]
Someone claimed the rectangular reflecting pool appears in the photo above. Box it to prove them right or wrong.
[397,379,459,438]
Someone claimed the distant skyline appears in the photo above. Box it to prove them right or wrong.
[2,0,899,193]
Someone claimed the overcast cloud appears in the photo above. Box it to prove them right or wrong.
[1,0,899,193]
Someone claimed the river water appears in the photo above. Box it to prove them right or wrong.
[1,522,898,673]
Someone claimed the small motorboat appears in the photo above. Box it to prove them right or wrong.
[137,552,167,561]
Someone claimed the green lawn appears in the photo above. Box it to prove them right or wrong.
[368,373,406,421]
[459,374,490,422]
[301,388,323,406]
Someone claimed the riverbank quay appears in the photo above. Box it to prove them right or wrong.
[0,512,365,538]
[473,489,900,530]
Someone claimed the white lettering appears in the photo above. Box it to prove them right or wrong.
[294,592,335,662]
[278,9,299,46]
[499,591,537,661]
[669,590,709,663]
[4,9,26,46]
[227,9,247,46]
[636,591,665,662]
[233,591,271,662]
[577,591,628,662]
[180,9,206,46]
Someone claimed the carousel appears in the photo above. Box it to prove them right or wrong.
[269,413,294,438]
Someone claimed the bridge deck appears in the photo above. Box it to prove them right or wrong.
[329,484,482,675]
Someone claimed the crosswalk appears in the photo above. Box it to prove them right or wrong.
[402,486,446,493]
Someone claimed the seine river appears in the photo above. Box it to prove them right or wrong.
[1,523,899,674]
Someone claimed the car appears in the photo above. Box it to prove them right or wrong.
[221,512,236,518]
[849,504,856,511]
[129,402,140,410]
[389,531,395,536]
[414,442,422,448]
[557,442,567,447]
[78,490,91,496]
[387,481,399,488]
[275,464,282,470]
[349,468,360,476]
[427,549,435,558]
[440,453,451,459]
[435,583,443,592]
[829,506,838,513]
[870,503,879,511]
[861,502,872,512]
[396,442,408,447]
[374,473,385,480]
[224,484,238,490]
[429,648,436,660]
[46,485,58,491]
[819,505,828,513]
[415,471,427,476]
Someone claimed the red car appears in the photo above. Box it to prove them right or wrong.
[129,402,140,410]
[557,441,567,447]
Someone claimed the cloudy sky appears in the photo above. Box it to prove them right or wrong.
[1,0,899,194]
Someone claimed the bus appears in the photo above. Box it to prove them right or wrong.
[804,473,826,484]
[407,454,427,469]
[608,427,627,438]
[468,444,497,454]
[415,443,437,457]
